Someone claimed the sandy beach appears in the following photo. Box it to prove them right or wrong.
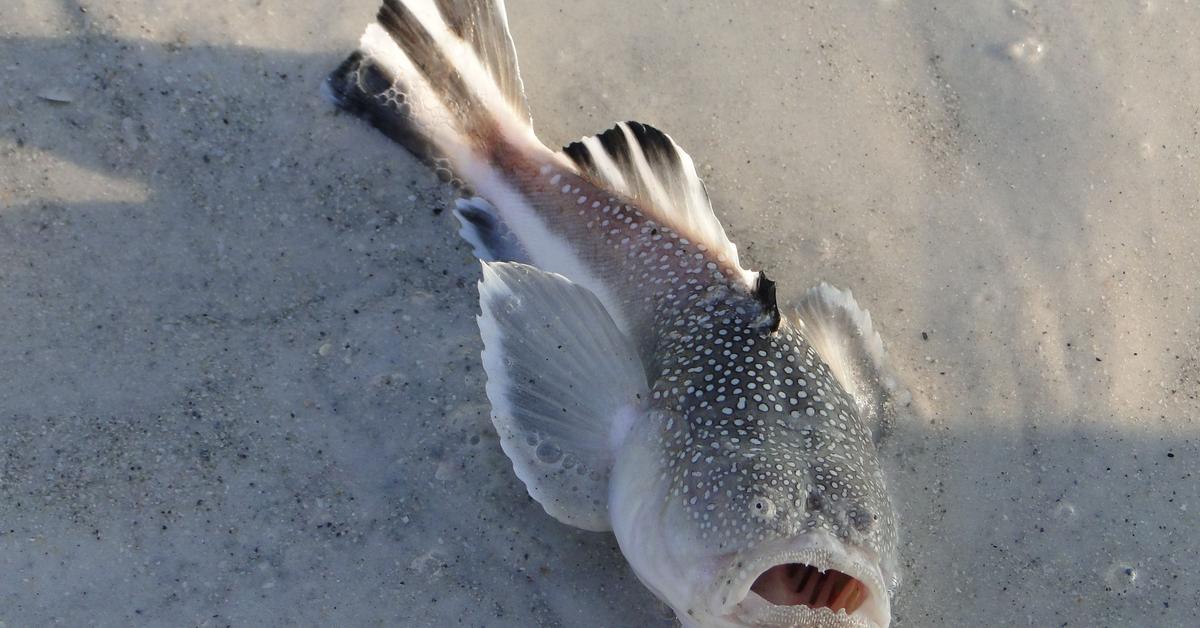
[1,0,1197,625]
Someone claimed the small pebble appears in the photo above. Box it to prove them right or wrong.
[37,87,74,103]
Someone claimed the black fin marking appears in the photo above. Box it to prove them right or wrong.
[325,51,461,183]
[562,140,594,173]
[754,271,780,332]
[626,121,682,173]
[596,124,634,175]
[327,1,535,190]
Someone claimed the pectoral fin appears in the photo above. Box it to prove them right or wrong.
[793,283,910,441]
[477,261,648,531]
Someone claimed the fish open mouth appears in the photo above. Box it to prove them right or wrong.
[750,563,868,614]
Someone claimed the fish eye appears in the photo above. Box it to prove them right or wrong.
[750,496,777,520]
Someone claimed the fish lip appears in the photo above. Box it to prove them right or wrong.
[714,532,890,627]
[735,601,877,628]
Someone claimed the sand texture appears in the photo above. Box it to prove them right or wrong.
[1,0,1197,626]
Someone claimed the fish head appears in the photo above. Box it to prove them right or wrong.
[610,321,899,627]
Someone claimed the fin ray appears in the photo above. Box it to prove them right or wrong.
[561,121,752,284]
[325,0,536,190]
[478,262,648,531]
[432,0,530,122]
[792,283,910,440]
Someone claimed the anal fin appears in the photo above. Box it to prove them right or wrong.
[793,283,910,441]
[477,262,648,531]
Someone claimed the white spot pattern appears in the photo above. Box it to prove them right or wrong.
[527,161,896,563]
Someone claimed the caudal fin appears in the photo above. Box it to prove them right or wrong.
[325,0,536,185]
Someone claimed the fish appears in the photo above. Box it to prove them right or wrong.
[325,2,908,626]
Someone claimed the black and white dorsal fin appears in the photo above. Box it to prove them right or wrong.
[478,261,648,531]
[792,283,910,441]
[561,121,754,285]
[428,0,530,123]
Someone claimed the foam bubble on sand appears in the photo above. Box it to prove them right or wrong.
[1105,562,1140,595]
[1007,36,1046,64]
[1051,500,1078,523]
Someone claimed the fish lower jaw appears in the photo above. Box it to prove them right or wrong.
[718,538,890,628]
[736,599,876,628]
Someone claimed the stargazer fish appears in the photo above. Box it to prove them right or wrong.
[326,2,908,626]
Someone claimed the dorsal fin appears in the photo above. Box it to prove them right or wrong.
[561,121,751,283]
[430,0,530,123]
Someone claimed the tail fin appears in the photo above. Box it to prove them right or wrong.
[325,0,535,184]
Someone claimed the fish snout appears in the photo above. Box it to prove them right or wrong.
[716,534,891,627]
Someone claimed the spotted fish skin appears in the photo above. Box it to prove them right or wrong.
[495,162,758,359]
[602,215,900,627]
[327,2,904,626]
[478,161,900,577]
[651,309,896,559]
[503,160,898,553]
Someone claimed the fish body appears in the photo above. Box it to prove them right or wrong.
[327,2,907,626]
